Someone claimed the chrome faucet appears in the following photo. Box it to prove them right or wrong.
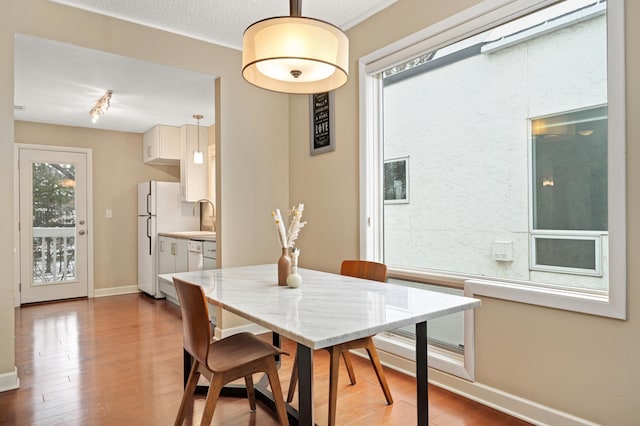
[192,198,216,232]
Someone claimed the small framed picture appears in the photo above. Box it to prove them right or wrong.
[310,92,335,155]
[384,157,409,204]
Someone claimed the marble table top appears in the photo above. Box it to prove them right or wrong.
[161,264,481,350]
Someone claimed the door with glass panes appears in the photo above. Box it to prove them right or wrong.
[19,147,89,303]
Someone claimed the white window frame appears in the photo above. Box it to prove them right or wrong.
[530,231,604,276]
[359,0,626,379]
[383,156,410,204]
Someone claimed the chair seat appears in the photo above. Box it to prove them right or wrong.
[173,278,289,425]
[207,332,282,373]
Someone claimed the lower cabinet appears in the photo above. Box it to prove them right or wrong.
[157,236,188,304]
[157,236,217,327]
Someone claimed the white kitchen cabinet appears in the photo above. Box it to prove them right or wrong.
[158,236,188,274]
[179,124,209,202]
[157,236,188,303]
[143,125,180,165]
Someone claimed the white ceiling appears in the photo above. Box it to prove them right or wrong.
[14,34,217,133]
[13,0,396,134]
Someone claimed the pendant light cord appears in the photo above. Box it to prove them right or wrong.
[193,114,204,151]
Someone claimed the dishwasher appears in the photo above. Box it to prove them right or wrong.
[187,240,203,271]
[187,239,217,327]
[203,241,216,269]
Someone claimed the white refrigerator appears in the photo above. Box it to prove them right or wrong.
[137,181,199,297]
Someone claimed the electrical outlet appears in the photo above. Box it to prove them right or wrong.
[106,209,113,219]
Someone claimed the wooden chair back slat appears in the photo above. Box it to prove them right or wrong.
[340,260,387,283]
[173,278,212,367]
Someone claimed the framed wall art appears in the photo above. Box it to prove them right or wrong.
[310,91,335,155]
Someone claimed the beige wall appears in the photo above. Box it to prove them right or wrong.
[0,0,16,381]
[3,0,639,423]
[14,122,179,290]
[289,0,639,424]
[1,0,288,387]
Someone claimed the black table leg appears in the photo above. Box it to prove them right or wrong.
[183,348,191,388]
[416,321,428,426]
[185,348,222,395]
[296,343,314,426]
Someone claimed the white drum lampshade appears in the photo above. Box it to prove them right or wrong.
[242,16,349,94]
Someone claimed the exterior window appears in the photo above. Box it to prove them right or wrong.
[359,0,625,379]
[360,0,624,380]
[384,157,409,204]
[530,107,607,277]
[381,0,610,294]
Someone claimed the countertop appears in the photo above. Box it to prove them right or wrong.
[159,231,216,241]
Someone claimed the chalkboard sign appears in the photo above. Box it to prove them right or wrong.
[310,92,335,155]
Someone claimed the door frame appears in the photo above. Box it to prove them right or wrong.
[13,143,94,307]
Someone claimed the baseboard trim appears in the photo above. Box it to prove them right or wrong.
[93,285,140,298]
[214,323,269,340]
[358,347,596,426]
[429,369,599,426]
[0,367,20,392]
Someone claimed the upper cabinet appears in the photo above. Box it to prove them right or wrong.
[143,125,180,165]
[180,124,209,202]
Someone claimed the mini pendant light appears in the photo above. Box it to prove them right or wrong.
[192,114,204,165]
[242,0,349,94]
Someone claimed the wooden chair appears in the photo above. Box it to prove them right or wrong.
[173,277,289,426]
[286,260,393,426]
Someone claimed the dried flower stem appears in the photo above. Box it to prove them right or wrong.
[271,210,287,247]
[271,203,307,248]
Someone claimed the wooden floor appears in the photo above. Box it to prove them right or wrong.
[0,294,530,425]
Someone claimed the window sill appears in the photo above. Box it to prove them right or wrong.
[389,266,625,320]
[465,278,625,320]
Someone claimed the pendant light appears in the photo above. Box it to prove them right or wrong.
[192,114,204,165]
[242,0,349,94]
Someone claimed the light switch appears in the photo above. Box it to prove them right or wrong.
[106,209,113,219]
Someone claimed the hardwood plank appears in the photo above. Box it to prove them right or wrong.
[0,293,531,425]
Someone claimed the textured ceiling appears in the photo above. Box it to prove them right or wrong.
[14,0,396,133]
[50,0,398,49]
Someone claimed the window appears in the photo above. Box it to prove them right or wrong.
[530,106,607,278]
[384,157,409,204]
[359,0,625,379]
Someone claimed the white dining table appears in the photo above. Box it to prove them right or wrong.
[163,264,481,426]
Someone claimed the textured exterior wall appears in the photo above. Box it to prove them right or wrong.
[383,15,608,289]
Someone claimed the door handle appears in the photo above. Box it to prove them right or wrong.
[147,216,152,255]
[147,181,152,214]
